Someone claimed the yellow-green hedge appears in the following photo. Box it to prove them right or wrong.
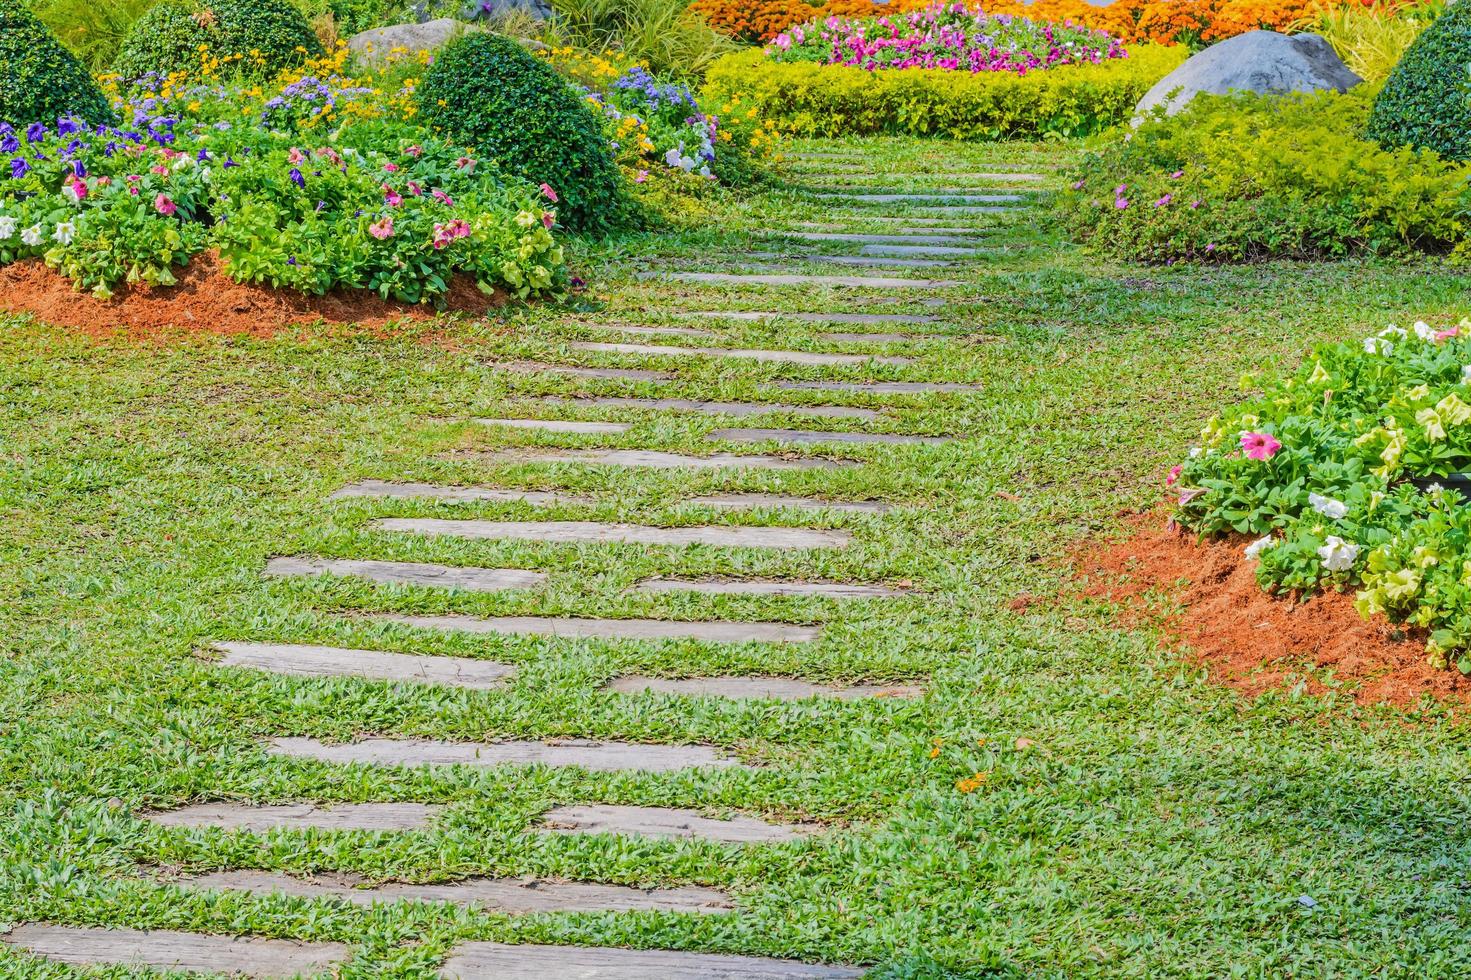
[703,46,1187,140]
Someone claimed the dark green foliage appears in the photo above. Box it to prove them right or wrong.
[1367,0,1471,160]
[113,0,324,81]
[416,32,634,235]
[0,0,115,127]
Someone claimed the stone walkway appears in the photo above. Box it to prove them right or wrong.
[2,145,1045,976]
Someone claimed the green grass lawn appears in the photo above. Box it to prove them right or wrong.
[3,137,1471,977]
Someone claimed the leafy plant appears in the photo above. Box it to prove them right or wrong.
[27,0,161,73]
[416,32,635,235]
[549,0,738,79]
[0,0,116,127]
[113,0,325,81]
[1366,0,1471,159]
[1290,0,1445,84]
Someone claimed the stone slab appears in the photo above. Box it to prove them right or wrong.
[440,942,862,979]
[784,254,958,270]
[264,557,546,592]
[690,311,939,325]
[776,381,981,394]
[794,221,979,233]
[268,737,745,772]
[171,869,731,915]
[539,804,809,843]
[475,418,632,434]
[601,324,718,338]
[859,244,984,257]
[705,428,947,446]
[0,925,349,978]
[783,232,983,246]
[499,360,674,382]
[212,641,515,690]
[570,341,912,367]
[378,614,820,645]
[607,676,923,701]
[331,480,592,507]
[529,396,882,420]
[477,449,853,471]
[818,332,917,344]
[815,192,1023,204]
[687,494,892,514]
[636,579,905,598]
[906,206,1014,215]
[656,273,959,288]
[373,518,851,550]
[797,171,1043,182]
[144,802,441,832]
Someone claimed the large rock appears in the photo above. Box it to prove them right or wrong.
[461,0,553,20]
[1135,30,1362,119]
[348,18,476,66]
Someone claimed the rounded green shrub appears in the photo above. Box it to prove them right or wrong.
[416,32,635,236]
[113,0,324,81]
[0,0,115,127]
[1367,1,1471,160]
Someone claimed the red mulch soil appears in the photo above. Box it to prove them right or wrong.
[1074,511,1471,708]
[0,252,505,339]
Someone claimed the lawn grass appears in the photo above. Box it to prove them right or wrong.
[2,136,1471,977]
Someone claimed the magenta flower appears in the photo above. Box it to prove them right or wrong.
[542,211,554,230]
[405,144,423,158]
[431,188,452,205]
[288,147,306,165]
[539,182,558,203]
[1240,432,1281,461]
[383,185,402,207]
[1437,327,1460,342]
[1170,170,1183,179]
[1165,464,1182,486]
[154,193,176,216]
[383,161,399,173]
[1114,197,1128,210]
[1154,194,1171,207]
[634,170,648,184]
[368,217,394,239]
[1114,184,1127,196]
[1071,178,1085,190]
[1189,200,1202,209]
[406,181,423,196]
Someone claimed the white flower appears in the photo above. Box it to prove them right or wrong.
[62,182,84,204]
[1427,483,1445,494]
[20,223,43,247]
[0,215,14,240]
[1317,536,1360,572]
[52,221,76,246]
[1380,324,1408,340]
[1308,492,1348,520]
[1244,535,1276,561]
[1188,446,1204,458]
[1365,337,1394,355]
[1413,320,1437,341]
[1461,364,1471,385]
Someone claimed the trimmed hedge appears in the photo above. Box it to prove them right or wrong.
[113,0,324,81]
[702,45,1186,140]
[0,0,115,127]
[416,33,634,236]
[1367,0,1471,161]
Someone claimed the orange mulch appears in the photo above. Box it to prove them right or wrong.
[1073,512,1471,709]
[0,252,506,340]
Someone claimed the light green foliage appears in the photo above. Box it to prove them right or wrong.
[701,45,1184,140]
[28,0,161,73]
[549,0,738,79]
[1295,0,1444,84]
[1060,88,1471,262]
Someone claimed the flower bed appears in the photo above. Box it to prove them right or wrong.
[1171,319,1471,671]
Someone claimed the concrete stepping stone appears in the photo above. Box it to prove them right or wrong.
[474,418,632,435]
[690,311,939,325]
[794,221,979,233]
[800,171,1044,182]
[600,324,719,339]
[264,557,546,592]
[815,192,1023,204]
[477,449,854,472]
[687,494,892,515]
[144,802,441,832]
[777,254,958,270]
[705,428,947,446]
[776,380,981,394]
[636,578,905,599]
[817,332,916,343]
[782,232,983,246]
[332,480,592,507]
[0,925,349,978]
[570,341,912,367]
[860,244,984,257]
[212,641,515,690]
[607,676,923,701]
[499,360,673,382]
[440,942,861,979]
[170,869,731,914]
[374,517,851,550]
[908,205,1015,215]
[268,737,746,772]
[378,614,820,645]
[655,272,959,288]
[530,396,882,421]
[539,804,809,843]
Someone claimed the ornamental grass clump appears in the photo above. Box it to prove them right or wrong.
[768,2,1128,73]
[1171,319,1471,670]
[0,0,115,128]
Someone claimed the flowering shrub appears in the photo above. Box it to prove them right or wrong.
[703,43,1183,139]
[0,0,116,128]
[690,0,820,43]
[113,0,325,82]
[1171,319,1471,670]
[768,4,1128,73]
[1059,89,1471,263]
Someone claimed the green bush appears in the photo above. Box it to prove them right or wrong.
[113,0,324,81]
[416,32,634,235]
[1059,88,1471,263]
[1366,0,1471,160]
[0,0,115,126]
[701,45,1185,140]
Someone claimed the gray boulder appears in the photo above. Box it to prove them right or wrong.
[347,18,476,66]
[1135,30,1362,119]
[461,0,553,20]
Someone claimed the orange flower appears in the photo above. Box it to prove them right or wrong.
[955,771,989,793]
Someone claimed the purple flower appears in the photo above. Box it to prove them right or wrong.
[1114,197,1128,210]
[287,256,298,265]
[9,157,29,180]
[57,117,79,137]
[289,168,305,188]
[72,160,86,178]
[223,156,240,168]
[197,148,210,162]
[24,123,45,143]
[0,133,17,154]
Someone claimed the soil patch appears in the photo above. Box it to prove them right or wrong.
[0,252,506,339]
[1074,512,1471,708]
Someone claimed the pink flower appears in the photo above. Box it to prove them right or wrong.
[1170,170,1184,179]
[542,211,554,229]
[1114,197,1128,210]
[634,170,648,184]
[1205,242,1216,253]
[1114,184,1127,195]
[431,188,452,205]
[154,193,176,216]
[406,181,423,196]
[539,182,558,203]
[405,144,423,158]
[150,164,169,176]
[62,175,87,204]
[288,147,306,165]
[383,161,399,173]
[1165,464,1182,486]
[383,185,402,207]
[455,156,474,171]
[1240,432,1281,461]
[1154,194,1171,207]
[1436,327,1460,342]
[1071,178,1085,190]
[1189,200,1202,209]
[368,216,394,239]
